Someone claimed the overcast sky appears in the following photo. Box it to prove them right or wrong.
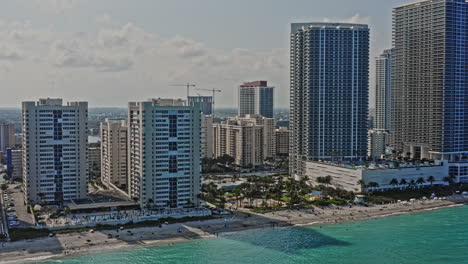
[0,0,410,108]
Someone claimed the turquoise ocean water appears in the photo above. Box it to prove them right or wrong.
[39,205,468,264]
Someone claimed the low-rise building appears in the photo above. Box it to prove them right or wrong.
[213,114,275,167]
[304,160,449,193]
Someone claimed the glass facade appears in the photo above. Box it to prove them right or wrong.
[392,0,468,155]
[443,0,468,153]
[290,23,369,177]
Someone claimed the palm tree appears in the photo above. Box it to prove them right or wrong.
[146,198,154,210]
[427,176,435,185]
[389,178,399,188]
[231,187,242,209]
[408,179,416,189]
[357,179,367,191]
[367,182,380,191]
[443,176,452,185]
[399,178,407,186]
[416,177,425,187]
[274,177,284,206]
[284,179,302,208]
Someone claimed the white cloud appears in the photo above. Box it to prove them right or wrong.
[0,17,289,107]
[162,35,208,58]
[96,14,112,25]
[0,45,23,61]
[50,39,134,72]
[31,0,81,13]
[323,14,370,25]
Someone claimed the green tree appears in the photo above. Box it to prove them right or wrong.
[284,179,302,208]
[416,177,425,186]
[231,187,242,209]
[316,175,332,187]
[399,178,407,186]
[427,176,435,185]
[389,178,399,188]
[367,182,380,191]
[408,179,416,189]
[357,179,366,189]
[443,176,453,185]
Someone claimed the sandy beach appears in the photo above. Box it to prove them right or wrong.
[0,199,463,264]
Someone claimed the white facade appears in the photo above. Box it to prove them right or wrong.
[101,119,128,189]
[368,129,387,159]
[201,115,213,159]
[128,99,201,209]
[22,98,88,205]
[305,160,449,193]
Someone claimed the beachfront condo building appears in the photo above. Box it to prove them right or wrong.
[368,49,393,159]
[289,23,370,178]
[128,99,201,209]
[0,122,15,152]
[101,119,128,190]
[238,81,274,118]
[392,0,468,183]
[213,114,275,167]
[375,49,393,132]
[22,98,88,205]
[392,0,468,160]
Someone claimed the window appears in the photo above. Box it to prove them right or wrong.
[169,142,177,151]
[169,155,178,173]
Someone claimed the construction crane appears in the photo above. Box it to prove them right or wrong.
[196,88,222,115]
[170,83,196,100]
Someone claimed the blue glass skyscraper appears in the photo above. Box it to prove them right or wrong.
[289,23,369,178]
[392,0,468,161]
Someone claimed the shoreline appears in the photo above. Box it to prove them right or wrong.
[0,200,464,264]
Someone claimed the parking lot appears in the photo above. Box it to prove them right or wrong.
[0,189,9,239]
[3,184,34,229]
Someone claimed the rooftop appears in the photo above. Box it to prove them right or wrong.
[395,0,467,9]
[308,159,445,171]
[291,23,369,33]
[240,81,269,88]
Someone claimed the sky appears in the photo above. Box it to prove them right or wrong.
[0,0,411,108]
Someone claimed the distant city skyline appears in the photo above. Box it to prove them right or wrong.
[0,0,410,108]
